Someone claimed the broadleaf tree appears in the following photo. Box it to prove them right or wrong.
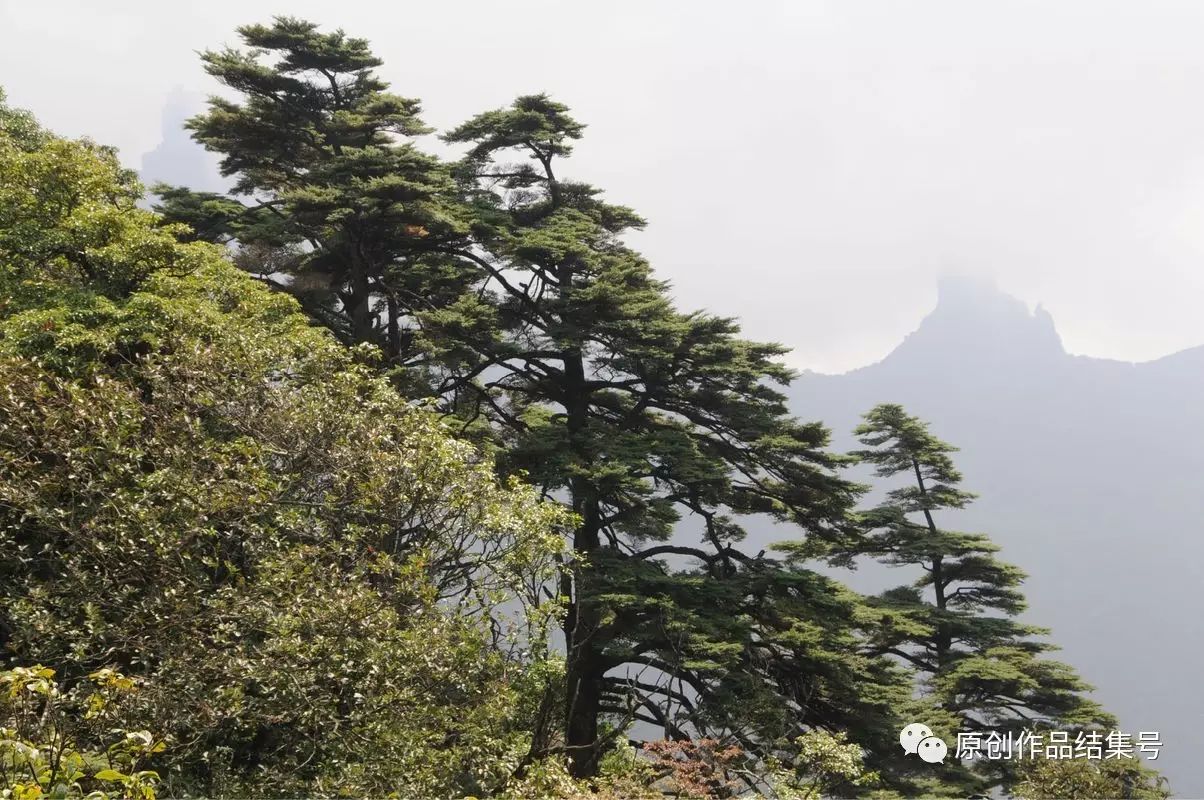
[0,98,571,797]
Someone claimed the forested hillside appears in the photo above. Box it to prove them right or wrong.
[0,18,1171,800]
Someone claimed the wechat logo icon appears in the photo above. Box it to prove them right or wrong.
[900,722,948,764]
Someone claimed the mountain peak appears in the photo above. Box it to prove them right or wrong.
[883,275,1065,368]
[140,88,226,194]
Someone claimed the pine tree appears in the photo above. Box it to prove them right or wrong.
[851,404,1111,739]
[440,96,912,779]
[154,17,476,368]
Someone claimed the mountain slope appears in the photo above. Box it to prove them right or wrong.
[787,277,1203,794]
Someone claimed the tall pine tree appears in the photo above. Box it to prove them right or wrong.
[155,17,476,370]
[440,96,912,779]
[852,404,1111,741]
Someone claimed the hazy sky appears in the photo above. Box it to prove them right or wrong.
[4,0,1204,372]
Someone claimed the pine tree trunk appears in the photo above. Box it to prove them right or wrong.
[561,252,605,778]
[565,582,605,777]
[913,458,952,667]
[348,255,374,344]
[563,413,606,776]
[349,296,372,344]
[386,295,401,359]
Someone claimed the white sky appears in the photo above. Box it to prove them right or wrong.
[4,0,1204,372]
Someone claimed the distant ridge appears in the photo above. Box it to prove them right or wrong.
[780,278,1204,794]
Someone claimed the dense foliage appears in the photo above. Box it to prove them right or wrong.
[1,18,1169,797]
[0,92,572,798]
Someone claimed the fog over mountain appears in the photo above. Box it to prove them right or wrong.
[783,276,1204,793]
[139,88,226,194]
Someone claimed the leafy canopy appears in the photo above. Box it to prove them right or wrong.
[0,91,570,798]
